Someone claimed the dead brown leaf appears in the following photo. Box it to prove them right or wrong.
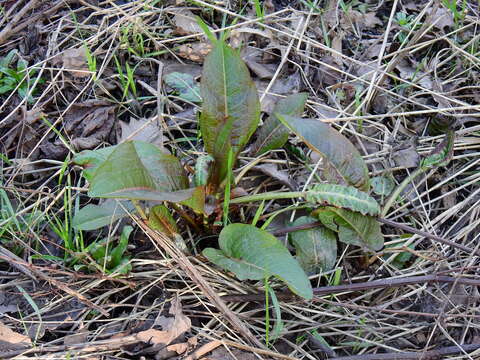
[427,6,455,30]
[167,342,188,354]
[1,107,44,159]
[163,61,202,79]
[331,31,344,66]
[242,46,275,79]
[441,184,457,209]
[253,163,298,190]
[396,59,433,90]
[173,9,204,36]
[62,47,90,78]
[364,42,384,60]
[176,42,213,63]
[0,321,31,352]
[154,337,197,360]
[314,55,343,87]
[185,340,222,360]
[391,146,419,168]
[206,347,257,360]
[342,11,382,32]
[136,297,191,346]
[119,117,163,147]
[63,328,88,346]
[42,100,115,158]
[255,72,302,113]
[188,336,198,347]
[230,187,249,199]
[312,103,342,120]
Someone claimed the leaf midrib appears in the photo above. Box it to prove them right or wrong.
[221,44,229,123]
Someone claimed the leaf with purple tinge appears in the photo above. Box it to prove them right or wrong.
[200,42,260,187]
[277,114,370,191]
[252,93,308,155]
[88,141,190,201]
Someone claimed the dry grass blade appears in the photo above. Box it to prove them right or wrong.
[1,0,480,358]
[136,219,265,349]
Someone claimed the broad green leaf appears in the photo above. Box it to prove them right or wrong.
[203,223,313,300]
[72,200,135,230]
[73,146,116,181]
[164,72,202,103]
[371,176,395,196]
[204,248,265,279]
[148,205,179,237]
[252,93,308,155]
[315,207,383,251]
[305,184,380,216]
[289,216,337,274]
[420,130,454,169]
[89,141,191,201]
[200,42,260,186]
[276,114,370,190]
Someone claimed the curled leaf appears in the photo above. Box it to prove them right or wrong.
[305,184,380,216]
[277,114,370,190]
[314,207,383,251]
[194,155,214,186]
[203,224,313,300]
[420,130,455,169]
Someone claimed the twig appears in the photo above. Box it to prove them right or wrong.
[6,0,74,43]
[270,221,323,236]
[0,0,40,45]
[330,343,480,360]
[0,246,37,281]
[381,167,426,217]
[0,250,108,316]
[377,218,480,256]
[185,340,222,360]
[270,218,479,257]
[137,219,265,349]
[0,332,155,358]
[200,333,301,360]
[220,274,480,302]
